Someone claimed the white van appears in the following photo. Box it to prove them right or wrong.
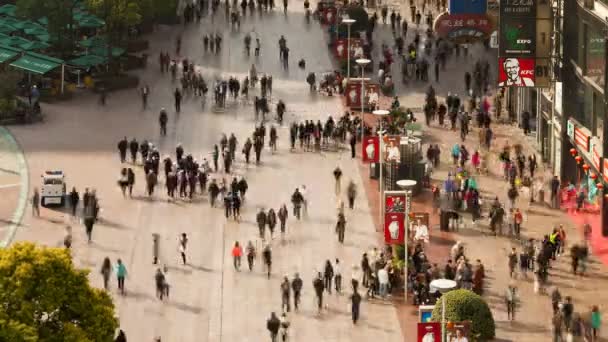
[40,170,66,206]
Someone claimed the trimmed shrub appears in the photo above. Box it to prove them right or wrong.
[431,289,496,340]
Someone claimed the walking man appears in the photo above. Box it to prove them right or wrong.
[351,289,362,324]
[280,276,291,312]
[159,108,168,136]
[31,188,40,217]
[291,273,302,311]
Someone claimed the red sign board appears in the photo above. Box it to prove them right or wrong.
[362,136,379,163]
[574,127,590,152]
[385,194,406,213]
[498,58,536,87]
[344,82,380,108]
[417,322,441,342]
[434,13,493,42]
[321,6,337,25]
[604,159,608,183]
[384,212,405,244]
[334,38,362,60]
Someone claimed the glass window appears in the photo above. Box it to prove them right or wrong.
[586,27,605,88]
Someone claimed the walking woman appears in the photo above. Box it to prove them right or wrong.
[101,257,112,290]
[267,208,277,239]
[232,241,243,271]
[115,259,127,295]
[127,168,135,197]
[118,168,128,197]
[246,240,256,271]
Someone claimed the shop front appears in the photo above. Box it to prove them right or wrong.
[565,118,606,235]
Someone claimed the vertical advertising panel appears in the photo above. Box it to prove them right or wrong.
[362,136,379,163]
[586,30,605,88]
[498,57,536,86]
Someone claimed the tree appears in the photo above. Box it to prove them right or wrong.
[431,289,496,340]
[0,243,119,341]
[87,0,141,72]
[16,0,79,58]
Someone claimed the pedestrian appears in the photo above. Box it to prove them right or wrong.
[552,310,564,342]
[336,212,346,243]
[313,272,325,313]
[141,85,149,109]
[290,188,303,219]
[334,258,342,294]
[257,208,267,239]
[159,108,168,136]
[323,260,334,294]
[113,329,128,342]
[174,88,182,112]
[349,131,356,158]
[84,216,95,243]
[266,312,281,342]
[232,241,243,271]
[505,282,517,321]
[346,181,357,209]
[291,273,302,311]
[62,225,72,249]
[31,188,40,217]
[117,137,128,163]
[101,257,112,290]
[129,138,138,163]
[163,265,170,299]
[69,187,79,216]
[267,208,277,239]
[508,247,518,278]
[351,289,361,324]
[378,266,389,298]
[179,233,188,265]
[152,233,160,264]
[550,175,561,209]
[278,204,288,236]
[280,275,291,312]
[155,268,166,300]
[562,296,574,331]
[127,168,135,197]
[591,305,601,341]
[333,166,343,196]
[246,240,256,271]
[115,258,127,295]
[262,244,272,279]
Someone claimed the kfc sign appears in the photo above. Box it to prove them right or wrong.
[362,136,379,163]
[384,212,405,244]
[498,57,535,87]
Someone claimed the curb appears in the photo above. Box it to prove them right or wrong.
[0,126,29,248]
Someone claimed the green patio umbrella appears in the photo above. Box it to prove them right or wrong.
[79,35,107,48]
[73,11,88,20]
[90,46,125,57]
[0,4,16,16]
[21,40,50,51]
[0,36,31,49]
[13,21,44,31]
[0,24,16,34]
[78,16,105,28]
[37,17,49,26]
[35,34,50,42]
[69,54,107,67]
[24,26,48,36]
[0,17,20,27]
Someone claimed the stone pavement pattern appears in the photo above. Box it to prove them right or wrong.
[8,7,403,342]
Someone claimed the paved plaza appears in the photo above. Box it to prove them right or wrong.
[3,1,608,341]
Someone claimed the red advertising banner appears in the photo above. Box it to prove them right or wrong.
[574,127,590,152]
[383,135,401,162]
[362,136,379,163]
[417,322,441,342]
[384,212,405,244]
[334,38,362,60]
[385,194,406,213]
[604,159,608,183]
[498,57,535,87]
[344,82,380,108]
[321,6,337,25]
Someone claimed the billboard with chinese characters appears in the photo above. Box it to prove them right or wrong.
[498,57,535,87]
[434,13,494,43]
[362,136,379,163]
[498,0,552,88]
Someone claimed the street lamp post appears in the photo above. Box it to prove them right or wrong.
[396,179,416,300]
[373,109,389,231]
[356,58,371,142]
[342,18,356,80]
[429,279,458,342]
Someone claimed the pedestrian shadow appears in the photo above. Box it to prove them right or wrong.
[189,264,217,273]
[97,218,131,230]
[89,242,124,254]
[495,320,548,334]
[166,264,193,275]
[125,290,203,314]
[130,195,157,202]
[360,320,397,334]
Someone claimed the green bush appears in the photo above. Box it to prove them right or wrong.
[431,289,496,340]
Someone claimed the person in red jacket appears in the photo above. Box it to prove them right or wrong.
[232,241,243,271]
